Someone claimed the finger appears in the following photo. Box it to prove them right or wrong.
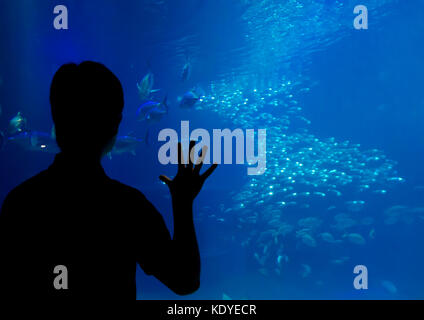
[178,142,185,170]
[200,163,218,181]
[159,175,172,185]
[188,140,196,169]
[194,145,208,174]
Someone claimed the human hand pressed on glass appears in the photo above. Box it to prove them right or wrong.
[159,141,218,204]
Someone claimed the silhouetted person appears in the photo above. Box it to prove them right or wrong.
[0,61,217,300]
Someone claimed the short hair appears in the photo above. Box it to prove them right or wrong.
[50,61,124,153]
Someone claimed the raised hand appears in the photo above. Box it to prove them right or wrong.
[159,141,218,204]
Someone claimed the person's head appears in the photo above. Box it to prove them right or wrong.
[50,61,124,158]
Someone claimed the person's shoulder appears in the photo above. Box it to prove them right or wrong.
[108,178,149,202]
[3,170,50,203]
[107,179,162,221]
[1,169,50,215]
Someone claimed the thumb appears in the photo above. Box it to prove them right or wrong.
[159,175,172,186]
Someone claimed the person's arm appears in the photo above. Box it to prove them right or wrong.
[158,141,217,295]
[151,197,199,295]
[0,190,23,299]
[140,141,217,295]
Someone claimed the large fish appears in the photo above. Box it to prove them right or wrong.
[7,112,27,136]
[111,135,142,156]
[30,131,60,153]
[7,131,60,154]
[137,96,168,123]
[137,72,160,101]
[299,264,311,278]
[179,90,200,109]
[343,233,366,245]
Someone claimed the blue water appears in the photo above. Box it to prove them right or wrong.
[1,0,424,299]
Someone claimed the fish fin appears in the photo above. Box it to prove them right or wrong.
[148,72,154,86]
[150,89,161,93]
[30,134,38,147]
[162,95,169,114]
[51,125,56,140]
[107,152,112,160]
[222,293,232,300]
[0,131,5,151]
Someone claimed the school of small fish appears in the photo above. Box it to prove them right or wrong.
[191,73,413,288]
